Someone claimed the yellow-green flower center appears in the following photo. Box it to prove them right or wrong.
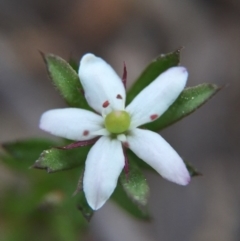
[105,110,131,134]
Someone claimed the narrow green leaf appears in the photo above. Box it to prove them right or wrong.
[32,146,90,173]
[126,48,181,104]
[68,57,79,73]
[126,150,201,178]
[112,183,150,220]
[185,162,202,177]
[120,159,149,207]
[42,53,90,109]
[73,172,84,196]
[73,171,94,221]
[144,83,221,131]
[2,138,57,164]
[76,191,94,222]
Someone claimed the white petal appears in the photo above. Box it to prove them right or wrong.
[127,128,190,185]
[83,136,125,210]
[91,128,110,136]
[79,53,126,113]
[40,108,104,141]
[126,67,188,128]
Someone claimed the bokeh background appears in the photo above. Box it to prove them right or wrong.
[1,0,240,240]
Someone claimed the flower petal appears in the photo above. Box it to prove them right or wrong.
[126,67,188,128]
[83,136,125,210]
[79,53,126,113]
[127,128,190,185]
[40,108,104,141]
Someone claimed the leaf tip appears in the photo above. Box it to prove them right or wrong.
[31,160,45,170]
[185,162,202,177]
[38,50,45,59]
[39,50,51,67]
[47,167,54,173]
[175,46,185,55]
[77,204,94,222]
[215,83,226,92]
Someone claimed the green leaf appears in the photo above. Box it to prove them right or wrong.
[185,162,202,177]
[112,184,150,220]
[2,138,57,164]
[126,48,181,104]
[76,191,94,222]
[32,146,90,173]
[73,172,94,222]
[68,57,79,73]
[144,83,221,131]
[72,171,94,222]
[42,53,90,109]
[126,150,202,179]
[120,159,149,207]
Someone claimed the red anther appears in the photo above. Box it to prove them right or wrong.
[122,62,127,89]
[102,100,109,108]
[150,114,158,120]
[83,130,89,136]
[116,94,123,99]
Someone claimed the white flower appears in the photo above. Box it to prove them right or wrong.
[40,53,190,210]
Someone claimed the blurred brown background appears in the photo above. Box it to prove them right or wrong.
[1,0,240,240]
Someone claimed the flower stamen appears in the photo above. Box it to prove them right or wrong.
[150,114,158,120]
[116,94,123,99]
[102,101,110,108]
[83,130,89,136]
